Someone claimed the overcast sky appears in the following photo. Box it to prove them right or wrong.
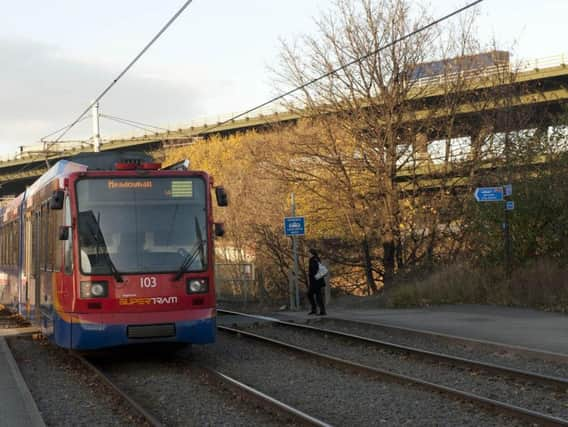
[0,0,566,159]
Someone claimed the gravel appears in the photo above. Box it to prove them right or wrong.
[6,313,552,426]
[7,335,144,427]
[308,317,568,379]
[8,336,291,427]
[93,347,291,427]
[205,332,520,426]
[232,321,568,420]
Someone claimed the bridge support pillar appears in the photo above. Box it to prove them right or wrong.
[468,125,493,162]
[414,132,431,164]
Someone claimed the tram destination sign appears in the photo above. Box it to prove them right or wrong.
[474,186,504,202]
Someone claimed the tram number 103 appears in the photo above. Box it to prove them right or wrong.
[140,277,158,288]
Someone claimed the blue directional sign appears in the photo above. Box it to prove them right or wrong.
[504,184,513,197]
[474,186,504,202]
[284,216,305,236]
[506,201,515,211]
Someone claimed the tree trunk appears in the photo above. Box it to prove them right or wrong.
[383,233,395,290]
[395,237,404,270]
[362,236,377,295]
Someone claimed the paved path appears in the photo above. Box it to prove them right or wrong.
[0,335,45,427]
[278,304,568,355]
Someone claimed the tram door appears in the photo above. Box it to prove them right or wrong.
[31,210,41,322]
[24,213,33,317]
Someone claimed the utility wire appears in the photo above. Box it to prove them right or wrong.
[40,115,91,142]
[101,115,159,134]
[40,0,481,153]
[100,114,170,132]
[200,0,484,135]
[41,0,194,148]
[102,115,164,134]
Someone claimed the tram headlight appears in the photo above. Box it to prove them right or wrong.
[186,279,208,294]
[80,281,108,298]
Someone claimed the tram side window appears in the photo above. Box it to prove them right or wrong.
[47,203,60,272]
[3,224,9,266]
[16,221,20,266]
[14,221,20,266]
[32,211,40,277]
[6,223,11,266]
[11,221,20,266]
[3,225,6,266]
[38,202,60,272]
[53,203,62,271]
[0,225,4,266]
[0,226,2,266]
[40,204,47,271]
[0,221,20,267]
[2,224,6,267]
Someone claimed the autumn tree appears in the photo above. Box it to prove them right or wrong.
[270,0,486,290]
[163,132,300,301]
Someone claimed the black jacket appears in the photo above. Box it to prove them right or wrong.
[308,255,326,288]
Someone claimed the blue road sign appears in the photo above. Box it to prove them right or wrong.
[506,201,515,210]
[504,184,513,197]
[284,217,305,236]
[474,186,504,202]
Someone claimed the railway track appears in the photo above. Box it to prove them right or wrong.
[76,351,330,427]
[308,315,568,365]
[71,352,164,427]
[200,365,332,427]
[217,309,568,426]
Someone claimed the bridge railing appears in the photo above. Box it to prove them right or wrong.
[1,53,566,163]
[0,140,93,162]
[100,104,292,143]
[518,53,568,71]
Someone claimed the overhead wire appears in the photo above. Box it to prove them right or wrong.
[199,0,484,135]
[38,0,482,160]
[100,114,170,133]
[41,0,194,149]
[40,115,91,142]
[100,114,169,134]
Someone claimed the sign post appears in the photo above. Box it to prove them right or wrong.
[474,184,514,277]
[503,185,513,278]
[284,194,305,310]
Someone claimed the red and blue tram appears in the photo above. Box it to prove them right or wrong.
[0,153,227,350]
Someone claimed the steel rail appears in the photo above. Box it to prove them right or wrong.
[70,352,164,427]
[303,315,568,364]
[199,365,332,427]
[218,309,568,390]
[218,324,568,426]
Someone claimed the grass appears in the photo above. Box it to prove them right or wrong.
[384,259,568,313]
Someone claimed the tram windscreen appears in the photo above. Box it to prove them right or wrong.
[76,177,207,274]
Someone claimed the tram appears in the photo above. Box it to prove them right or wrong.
[0,152,227,350]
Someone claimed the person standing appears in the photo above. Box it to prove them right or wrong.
[307,248,326,315]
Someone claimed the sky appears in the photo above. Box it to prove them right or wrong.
[0,0,566,159]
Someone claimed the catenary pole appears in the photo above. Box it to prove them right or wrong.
[291,193,300,310]
[92,102,101,152]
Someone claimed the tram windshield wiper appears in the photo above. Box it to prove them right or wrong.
[173,217,205,281]
[78,211,123,283]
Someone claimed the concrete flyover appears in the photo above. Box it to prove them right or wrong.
[1,53,567,198]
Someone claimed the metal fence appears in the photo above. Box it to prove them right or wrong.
[215,262,331,310]
[215,262,261,305]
